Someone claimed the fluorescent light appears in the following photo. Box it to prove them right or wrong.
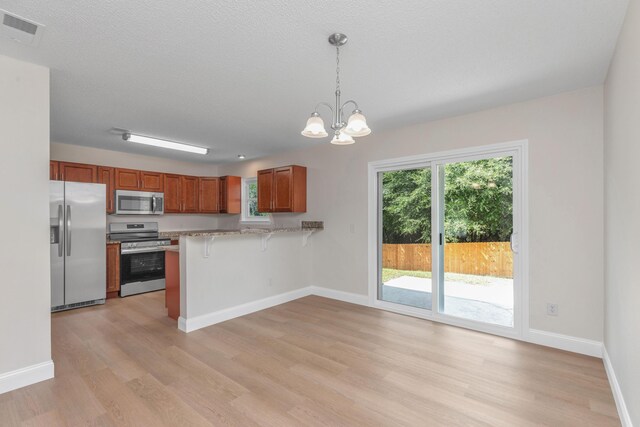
[122,133,208,155]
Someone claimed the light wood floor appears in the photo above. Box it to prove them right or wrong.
[0,292,619,426]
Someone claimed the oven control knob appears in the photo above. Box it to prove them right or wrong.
[132,243,137,248]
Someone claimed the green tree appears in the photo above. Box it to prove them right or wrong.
[381,157,512,244]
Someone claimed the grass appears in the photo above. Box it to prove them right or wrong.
[382,268,507,285]
[382,268,432,282]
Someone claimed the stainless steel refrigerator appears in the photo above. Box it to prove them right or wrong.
[50,181,106,311]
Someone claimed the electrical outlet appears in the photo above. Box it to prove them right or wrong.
[349,223,355,234]
[546,303,559,316]
[267,278,273,287]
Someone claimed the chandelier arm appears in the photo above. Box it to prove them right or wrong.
[340,100,360,113]
[313,102,334,116]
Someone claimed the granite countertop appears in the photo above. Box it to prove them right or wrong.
[106,240,120,245]
[159,221,323,239]
[159,245,179,252]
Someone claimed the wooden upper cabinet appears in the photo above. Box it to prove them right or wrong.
[181,176,199,213]
[257,169,274,213]
[50,161,59,180]
[164,174,181,213]
[140,171,164,192]
[98,166,115,214]
[115,168,163,192]
[219,176,241,214]
[274,167,294,212]
[114,168,140,190]
[199,177,219,213]
[258,166,306,213]
[59,162,98,183]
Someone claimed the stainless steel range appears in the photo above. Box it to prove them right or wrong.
[108,222,171,297]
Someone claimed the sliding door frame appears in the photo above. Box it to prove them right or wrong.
[368,139,529,340]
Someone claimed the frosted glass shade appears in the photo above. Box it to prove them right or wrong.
[301,115,328,138]
[343,111,371,137]
[330,131,355,145]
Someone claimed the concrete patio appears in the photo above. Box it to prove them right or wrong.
[382,275,514,327]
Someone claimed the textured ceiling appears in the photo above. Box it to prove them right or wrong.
[0,0,629,163]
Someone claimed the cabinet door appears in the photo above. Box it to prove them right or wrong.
[98,166,116,214]
[141,171,164,192]
[257,169,274,212]
[222,176,241,214]
[199,178,219,213]
[106,244,120,297]
[273,166,293,212]
[164,174,181,213]
[114,168,141,190]
[59,162,97,183]
[181,176,199,213]
[50,161,59,180]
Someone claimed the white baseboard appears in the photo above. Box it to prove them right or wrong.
[603,347,633,427]
[310,286,369,306]
[527,329,603,358]
[0,360,54,395]
[179,287,313,332]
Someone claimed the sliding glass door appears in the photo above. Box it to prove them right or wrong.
[378,167,432,310]
[437,156,514,327]
[374,144,523,335]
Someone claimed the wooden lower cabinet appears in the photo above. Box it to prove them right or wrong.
[106,243,120,299]
[165,250,180,320]
[59,162,98,183]
[98,166,115,214]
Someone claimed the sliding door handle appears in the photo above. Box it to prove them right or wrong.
[510,233,519,254]
[66,205,72,256]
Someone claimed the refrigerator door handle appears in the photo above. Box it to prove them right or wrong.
[57,204,64,257]
[66,205,72,256]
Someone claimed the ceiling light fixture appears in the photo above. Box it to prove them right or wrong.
[122,132,208,155]
[237,154,246,160]
[301,33,371,145]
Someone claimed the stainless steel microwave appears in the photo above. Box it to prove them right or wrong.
[115,190,164,215]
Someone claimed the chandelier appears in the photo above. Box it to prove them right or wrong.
[301,33,371,145]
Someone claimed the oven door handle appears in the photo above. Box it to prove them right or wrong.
[121,247,165,255]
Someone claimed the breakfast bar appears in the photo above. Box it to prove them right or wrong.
[159,223,323,331]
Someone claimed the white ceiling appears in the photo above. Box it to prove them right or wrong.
[0,0,629,163]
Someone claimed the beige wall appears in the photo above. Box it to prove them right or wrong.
[604,0,640,422]
[0,56,51,378]
[51,142,221,231]
[220,86,605,341]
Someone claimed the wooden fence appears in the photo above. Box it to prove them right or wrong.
[382,242,513,278]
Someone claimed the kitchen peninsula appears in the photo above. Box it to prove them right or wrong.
[162,222,323,332]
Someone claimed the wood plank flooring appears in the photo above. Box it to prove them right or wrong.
[1,292,620,426]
